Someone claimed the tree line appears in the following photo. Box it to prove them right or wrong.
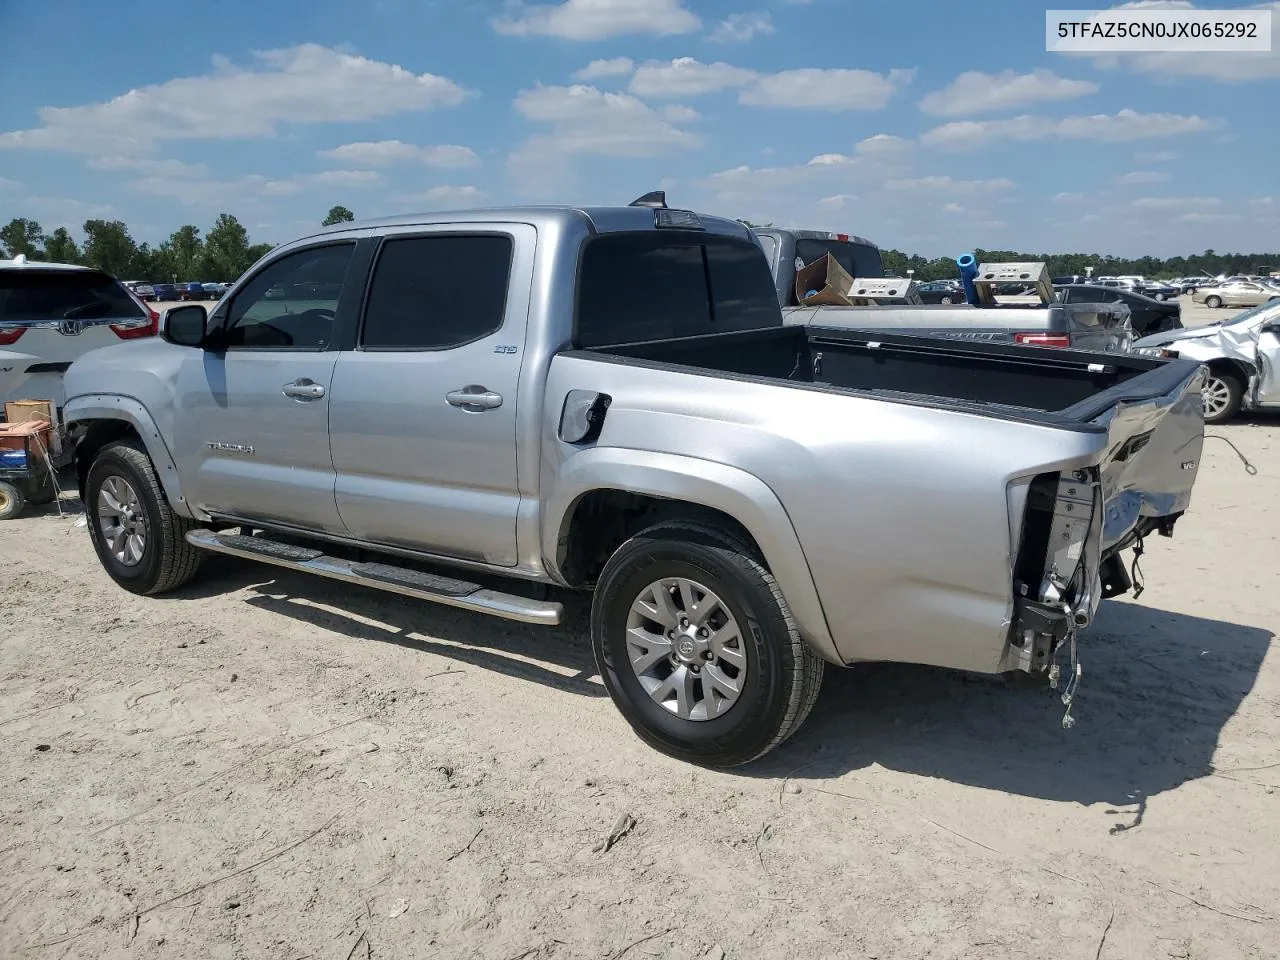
[6,208,1277,284]
[0,214,275,283]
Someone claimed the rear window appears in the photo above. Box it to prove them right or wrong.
[0,270,144,323]
[794,239,883,285]
[575,232,781,348]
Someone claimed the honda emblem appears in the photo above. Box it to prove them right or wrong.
[58,319,85,336]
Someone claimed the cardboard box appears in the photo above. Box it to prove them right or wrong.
[795,253,855,306]
[3,400,61,457]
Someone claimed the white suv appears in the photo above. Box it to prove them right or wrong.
[0,256,158,409]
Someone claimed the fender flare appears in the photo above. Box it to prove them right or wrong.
[544,446,839,664]
[64,394,194,518]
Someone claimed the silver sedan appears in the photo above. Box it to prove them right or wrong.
[1193,280,1280,309]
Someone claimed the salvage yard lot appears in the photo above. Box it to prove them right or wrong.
[2,329,1278,960]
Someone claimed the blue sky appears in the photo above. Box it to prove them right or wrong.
[1,0,1277,257]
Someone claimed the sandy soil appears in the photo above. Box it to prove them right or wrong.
[2,365,1278,960]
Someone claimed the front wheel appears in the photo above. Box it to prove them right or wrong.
[591,520,824,767]
[86,440,203,595]
[1201,371,1244,424]
[1205,295,1223,308]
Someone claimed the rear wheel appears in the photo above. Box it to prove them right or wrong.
[86,441,203,594]
[591,520,824,767]
[0,481,25,520]
[1202,370,1244,424]
[1205,295,1223,308]
[940,295,955,304]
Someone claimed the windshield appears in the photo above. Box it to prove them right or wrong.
[794,239,884,284]
[0,270,145,322]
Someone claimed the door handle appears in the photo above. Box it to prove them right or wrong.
[282,379,326,400]
[446,386,503,412]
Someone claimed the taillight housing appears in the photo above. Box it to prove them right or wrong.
[1014,332,1071,348]
[110,313,159,340]
[0,326,25,346]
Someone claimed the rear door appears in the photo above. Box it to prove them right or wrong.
[171,241,365,533]
[0,268,155,406]
[327,226,534,566]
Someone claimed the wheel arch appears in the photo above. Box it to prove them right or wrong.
[544,448,840,664]
[65,395,192,518]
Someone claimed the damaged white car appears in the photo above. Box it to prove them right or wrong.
[1133,299,1280,424]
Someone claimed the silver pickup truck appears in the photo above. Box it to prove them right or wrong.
[757,228,1133,352]
[63,203,1204,766]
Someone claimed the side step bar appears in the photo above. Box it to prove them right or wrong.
[185,530,563,626]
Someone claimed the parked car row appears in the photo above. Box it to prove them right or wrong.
[124,280,229,302]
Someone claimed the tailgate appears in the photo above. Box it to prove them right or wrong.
[1066,359,1205,552]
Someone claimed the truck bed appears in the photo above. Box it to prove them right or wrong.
[580,324,1194,428]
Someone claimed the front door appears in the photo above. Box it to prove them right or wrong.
[328,226,534,567]
[1255,319,1280,404]
[172,241,362,533]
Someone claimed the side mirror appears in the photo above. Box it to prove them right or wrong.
[160,304,208,347]
[1261,320,1280,336]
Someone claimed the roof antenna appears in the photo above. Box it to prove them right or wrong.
[628,191,668,209]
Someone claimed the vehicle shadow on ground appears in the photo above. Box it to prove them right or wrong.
[748,600,1274,813]
[169,556,605,698]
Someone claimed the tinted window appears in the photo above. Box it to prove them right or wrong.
[225,244,354,350]
[575,233,780,348]
[362,235,512,350]
[794,239,884,286]
[0,271,144,322]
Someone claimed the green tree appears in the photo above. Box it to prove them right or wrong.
[322,205,355,226]
[203,213,254,281]
[1,217,46,259]
[81,219,139,276]
[42,227,81,264]
[156,224,204,280]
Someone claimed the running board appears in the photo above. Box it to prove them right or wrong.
[185,529,563,626]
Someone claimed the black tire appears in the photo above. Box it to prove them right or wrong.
[1202,370,1244,425]
[85,440,203,595]
[591,520,824,767]
[940,295,954,304]
[22,468,57,505]
[1205,295,1223,308]
[0,480,25,520]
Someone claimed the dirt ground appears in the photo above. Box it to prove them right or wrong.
[3,364,1279,959]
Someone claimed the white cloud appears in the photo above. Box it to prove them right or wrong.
[493,0,700,40]
[918,69,1098,118]
[1117,170,1172,184]
[0,45,470,155]
[399,185,486,207]
[921,108,1216,150]
[1134,149,1179,163]
[1052,191,1085,204]
[0,176,22,192]
[317,140,479,168]
[942,203,964,214]
[87,156,211,177]
[1250,196,1275,207]
[739,68,915,111]
[1085,1,1280,81]
[16,195,117,224]
[1177,212,1239,223]
[1131,196,1221,210]
[854,134,913,157]
[629,58,758,97]
[819,194,859,208]
[661,104,700,122]
[886,175,1016,193]
[629,59,913,110]
[709,11,775,43]
[573,57,635,81]
[512,84,700,158]
[130,169,383,207]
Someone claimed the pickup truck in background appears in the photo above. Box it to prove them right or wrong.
[755,227,1133,352]
[63,200,1204,766]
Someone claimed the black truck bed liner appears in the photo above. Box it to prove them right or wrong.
[573,324,1198,429]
